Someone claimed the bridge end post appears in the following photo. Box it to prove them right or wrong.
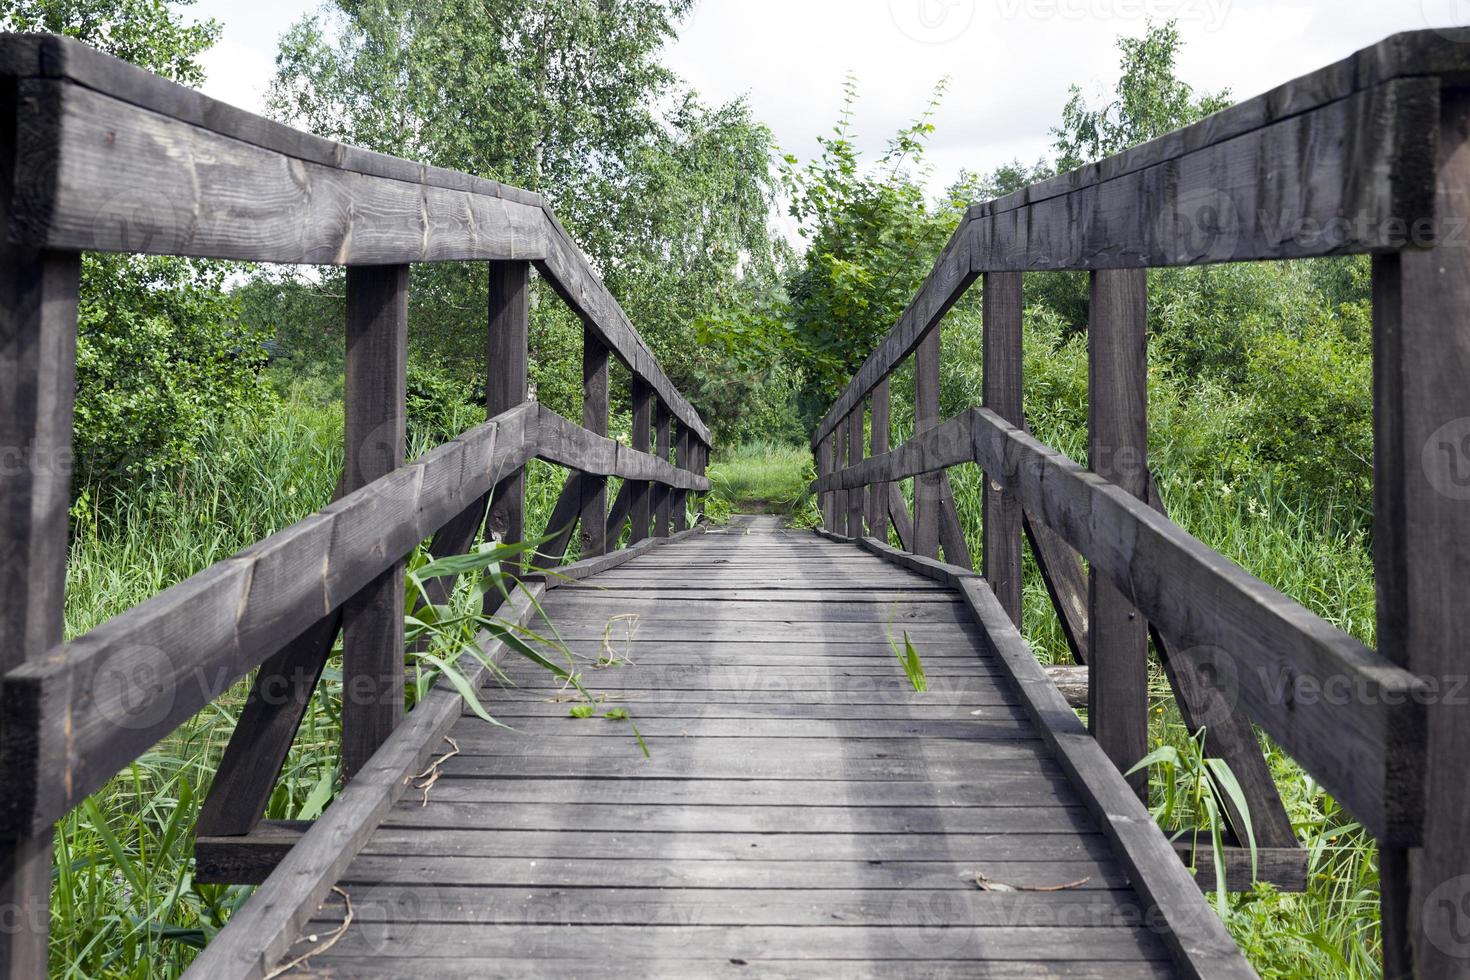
[653,401,672,536]
[486,260,531,569]
[579,329,609,558]
[913,329,942,558]
[982,271,1024,627]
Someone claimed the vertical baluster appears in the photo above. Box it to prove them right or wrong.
[487,261,530,564]
[913,329,942,558]
[654,402,672,536]
[848,404,866,537]
[1087,268,1150,800]
[629,377,654,543]
[673,426,692,532]
[1372,89,1470,980]
[868,378,891,544]
[580,329,609,559]
[0,246,80,974]
[983,271,1025,626]
[834,416,850,536]
[341,264,409,778]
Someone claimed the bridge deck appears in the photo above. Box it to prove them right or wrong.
[276,517,1177,978]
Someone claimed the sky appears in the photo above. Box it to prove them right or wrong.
[185,0,1465,197]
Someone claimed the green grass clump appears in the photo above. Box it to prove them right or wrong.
[706,441,819,519]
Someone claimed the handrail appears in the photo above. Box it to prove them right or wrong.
[809,27,1470,978]
[0,31,712,967]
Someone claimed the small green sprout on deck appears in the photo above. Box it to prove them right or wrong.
[889,629,928,693]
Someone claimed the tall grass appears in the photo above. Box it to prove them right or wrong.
[52,378,567,977]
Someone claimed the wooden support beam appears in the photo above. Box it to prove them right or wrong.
[982,271,1024,625]
[653,402,672,537]
[937,473,973,570]
[605,479,633,545]
[579,329,609,559]
[913,328,942,559]
[817,434,834,530]
[341,263,409,779]
[1087,267,1150,801]
[486,261,530,561]
[531,472,586,571]
[0,245,80,975]
[1023,511,1090,665]
[868,378,891,543]
[672,427,692,533]
[629,377,653,543]
[889,484,914,553]
[1372,89,1470,979]
[847,405,865,537]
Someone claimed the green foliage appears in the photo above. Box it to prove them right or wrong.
[706,441,817,518]
[0,0,219,84]
[1052,20,1231,172]
[73,255,273,487]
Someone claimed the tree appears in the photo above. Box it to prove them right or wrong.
[1052,20,1230,173]
[265,0,781,434]
[0,0,274,490]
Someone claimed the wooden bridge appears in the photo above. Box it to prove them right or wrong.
[1,27,1468,980]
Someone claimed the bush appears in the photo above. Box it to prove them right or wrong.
[73,255,273,488]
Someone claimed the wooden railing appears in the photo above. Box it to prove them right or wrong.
[0,33,710,975]
[812,29,1470,978]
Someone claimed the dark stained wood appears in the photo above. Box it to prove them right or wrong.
[672,426,691,533]
[970,406,1424,843]
[529,471,586,571]
[485,261,530,559]
[1171,838,1308,894]
[847,404,865,536]
[983,271,1024,625]
[819,434,836,531]
[341,264,409,778]
[604,478,633,544]
[913,328,942,559]
[653,402,672,537]
[579,329,609,558]
[629,376,653,543]
[833,416,850,536]
[0,245,79,977]
[1087,268,1149,800]
[867,378,891,541]
[937,472,974,570]
[1024,511,1090,665]
[1371,88,1470,978]
[0,402,539,836]
[889,483,915,552]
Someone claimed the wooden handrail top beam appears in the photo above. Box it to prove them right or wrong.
[0,33,710,445]
[536,407,710,491]
[813,28,1467,446]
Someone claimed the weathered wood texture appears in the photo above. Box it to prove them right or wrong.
[629,377,653,543]
[1087,268,1150,800]
[847,404,865,536]
[867,378,891,541]
[1371,88,1470,978]
[653,403,672,537]
[982,271,1024,625]
[579,330,609,558]
[258,521,1232,979]
[913,327,942,560]
[0,245,79,977]
[341,264,409,778]
[485,262,529,554]
[969,407,1424,843]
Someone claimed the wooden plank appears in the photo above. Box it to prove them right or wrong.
[867,377,891,541]
[847,403,866,536]
[485,261,529,560]
[12,79,546,264]
[983,271,1024,624]
[0,403,539,836]
[0,244,79,977]
[1172,839,1308,894]
[1087,268,1150,799]
[180,584,547,980]
[968,80,1438,272]
[579,329,609,557]
[629,377,653,543]
[1024,509,1091,664]
[653,402,672,537]
[814,403,975,494]
[1371,88,1470,977]
[340,264,410,778]
[913,328,942,559]
[969,406,1425,843]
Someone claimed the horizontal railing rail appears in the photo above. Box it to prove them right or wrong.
[0,31,711,972]
[809,28,1470,979]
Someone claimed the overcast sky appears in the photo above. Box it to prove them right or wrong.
[185,0,1463,195]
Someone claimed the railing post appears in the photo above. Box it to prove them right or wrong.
[983,272,1025,626]
[834,416,851,536]
[629,378,653,543]
[868,378,891,544]
[913,328,942,558]
[1372,89,1470,980]
[848,404,866,537]
[487,261,530,561]
[579,328,609,558]
[0,246,80,975]
[1087,268,1150,801]
[341,264,409,778]
[654,402,672,537]
[673,426,692,532]
[818,434,834,530]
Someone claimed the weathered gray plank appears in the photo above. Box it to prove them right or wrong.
[579,330,609,557]
[485,261,529,559]
[983,271,1024,624]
